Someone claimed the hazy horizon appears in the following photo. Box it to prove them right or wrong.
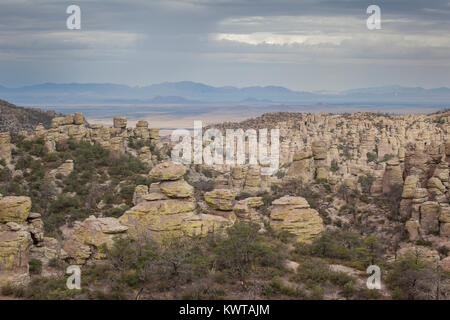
[1,0,449,91]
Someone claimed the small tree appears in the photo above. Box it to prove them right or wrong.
[213,222,283,284]
[386,251,440,300]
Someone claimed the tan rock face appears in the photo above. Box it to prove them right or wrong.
[55,160,74,177]
[73,112,85,125]
[0,228,32,288]
[405,220,420,241]
[0,196,32,224]
[287,150,314,183]
[440,223,450,237]
[233,197,265,225]
[63,216,128,264]
[269,196,323,243]
[113,116,127,129]
[204,189,236,211]
[119,197,228,240]
[160,180,194,198]
[441,256,450,272]
[138,146,152,164]
[0,196,43,289]
[402,175,419,199]
[149,128,160,140]
[133,185,149,206]
[0,132,12,164]
[244,166,262,189]
[382,160,403,194]
[312,141,327,160]
[181,214,234,238]
[149,161,186,181]
[419,201,440,234]
[440,205,450,223]
[427,177,446,195]
[30,237,62,278]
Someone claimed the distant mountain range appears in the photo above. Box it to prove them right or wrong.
[0,82,449,106]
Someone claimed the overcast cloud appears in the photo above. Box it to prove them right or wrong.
[0,0,449,90]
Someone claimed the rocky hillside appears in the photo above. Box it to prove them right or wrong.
[0,99,61,134]
[0,110,449,300]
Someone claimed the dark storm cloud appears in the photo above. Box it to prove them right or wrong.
[0,0,449,90]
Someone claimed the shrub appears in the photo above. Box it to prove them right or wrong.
[213,222,285,281]
[29,258,43,275]
[265,276,305,298]
[381,153,394,162]
[330,160,339,173]
[366,152,377,163]
[193,180,215,192]
[358,175,375,194]
[386,251,440,300]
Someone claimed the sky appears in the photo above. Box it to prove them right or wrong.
[0,0,449,91]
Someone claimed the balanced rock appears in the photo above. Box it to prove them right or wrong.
[113,116,127,129]
[204,189,236,211]
[160,180,194,198]
[149,161,186,181]
[0,196,32,224]
[269,196,323,243]
[63,216,128,264]
[73,112,85,125]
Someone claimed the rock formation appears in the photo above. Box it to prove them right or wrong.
[62,216,128,265]
[119,161,235,240]
[0,132,11,164]
[0,196,49,288]
[269,196,324,243]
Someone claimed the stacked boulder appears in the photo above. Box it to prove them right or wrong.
[382,159,404,194]
[62,216,128,265]
[0,196,47,288]
[269,195,324,243]
[402,143,449,242]
[44,113,89,152]
[312,140,328,181]
[286,149,314,183]
[233,197,266,227]
[35,113,161,157]
[119,161,234,240]
[229,165,267,195]
[204,189,236,212]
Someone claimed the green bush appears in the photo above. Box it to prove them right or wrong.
[29,258,43,275]
[366,152,377,163]
[213,222,286,281]
[330,160,339,173]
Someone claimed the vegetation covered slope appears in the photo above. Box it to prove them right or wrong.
[0,99,60,133]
